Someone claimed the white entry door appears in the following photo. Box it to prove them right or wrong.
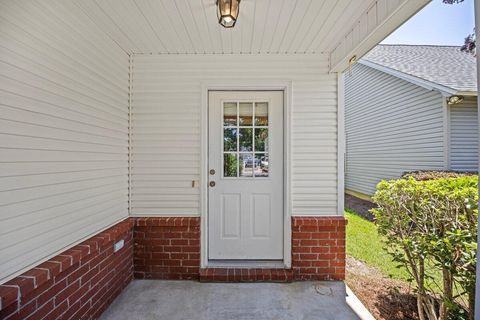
[208,91,284,260]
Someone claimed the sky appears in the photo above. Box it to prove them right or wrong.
[382,0,475,46]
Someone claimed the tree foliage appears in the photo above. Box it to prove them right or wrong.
[461,33,476,54]
[372,176,478,320]
[442,0,464,4]
[442,0,476,54]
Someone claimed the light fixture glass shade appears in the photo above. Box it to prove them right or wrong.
[217,0,240,28]
[447,95,464,105]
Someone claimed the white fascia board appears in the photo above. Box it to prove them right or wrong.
[329,0,431,73]
[359,59,459,96]
[456,91,478,97]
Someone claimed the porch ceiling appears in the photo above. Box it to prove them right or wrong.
[74,0,372,55]
[70,0,428,66]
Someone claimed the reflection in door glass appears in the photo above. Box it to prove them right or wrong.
[239,103,253,126]
[255,154,269,177]
[239,128,253,152]
[255,102,268,126]
[255,128,268,152]
[224,128,237,152]
[224,153,238,177]
[239,153,254,177]
[222,101,270,179]
[224,102,237,126]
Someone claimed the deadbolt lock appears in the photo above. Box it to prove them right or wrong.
[209,181,216,187]
[209,169,215,175]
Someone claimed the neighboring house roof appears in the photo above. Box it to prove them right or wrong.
[360,45,477,96]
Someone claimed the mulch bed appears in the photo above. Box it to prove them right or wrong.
[346,256,419,320]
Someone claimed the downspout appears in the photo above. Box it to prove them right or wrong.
[475,0,480,318]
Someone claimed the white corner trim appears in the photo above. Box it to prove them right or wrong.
[199,81,293,269]
[337,73,345,216]
[359,60,458,96]
[442,98,450,170]
[128,54,133,216]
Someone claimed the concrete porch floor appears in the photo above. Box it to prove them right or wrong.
[99,280,361,320]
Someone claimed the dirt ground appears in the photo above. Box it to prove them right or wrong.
[346,256,419,320]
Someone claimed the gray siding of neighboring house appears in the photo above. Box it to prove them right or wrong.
[345,63,445,196]
[449,97,479,171]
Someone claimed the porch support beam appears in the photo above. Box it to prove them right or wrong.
[329,0,430,73]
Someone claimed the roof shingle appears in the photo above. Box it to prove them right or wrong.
[362,45,477,93]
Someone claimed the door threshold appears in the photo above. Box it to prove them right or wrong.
[207,260,286,268]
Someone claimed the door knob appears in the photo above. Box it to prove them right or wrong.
[209,181,216,187]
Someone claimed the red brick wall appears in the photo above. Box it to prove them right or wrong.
[133,217,200,280]
[0,219,133,320]
[0,215,347,319]
[292,216,346,281]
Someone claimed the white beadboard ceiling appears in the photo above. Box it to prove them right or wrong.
[71,0,376,55]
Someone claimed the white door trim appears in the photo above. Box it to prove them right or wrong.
[200,81,293,268]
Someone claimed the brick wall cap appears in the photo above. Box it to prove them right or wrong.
[134,217,200,227]
[292,216,347,227]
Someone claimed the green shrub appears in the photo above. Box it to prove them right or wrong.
[371,176,478,320]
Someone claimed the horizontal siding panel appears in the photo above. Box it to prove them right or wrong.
[2,176,127,207]
[2,190,127,234]
[1,204,126,280]
[345,63,445,196]
[1,183,126,219]
[0,0,128,283]
[449,97,478,171]
[0,161,127,176]
[1,92,127,132]
[131,54,338,216]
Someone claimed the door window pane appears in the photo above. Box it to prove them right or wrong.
[224,153,238,177]
[224,128,237,152]
[239,103,253,126]
[224,102,237,126]
[239,128,253,152]
[239,153,254,177]
[255,102,268,126]
[222,100,270,179]
[255,154,269,177]
[255,128,268,152]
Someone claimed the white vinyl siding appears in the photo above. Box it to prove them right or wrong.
[345,63,445,196]
[131,54,338,216]
[449,97,478,171]
[0,0,129,283]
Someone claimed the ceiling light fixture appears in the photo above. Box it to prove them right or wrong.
[217,0,240,28]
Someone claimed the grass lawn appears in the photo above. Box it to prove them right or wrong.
[345,210,411,281]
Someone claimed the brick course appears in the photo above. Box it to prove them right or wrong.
[0,219,134,320]
[199,268,293,282]
[133,217,200,280]
[291,216,346,281]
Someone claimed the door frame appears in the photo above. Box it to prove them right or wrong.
[200,81,293,268]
